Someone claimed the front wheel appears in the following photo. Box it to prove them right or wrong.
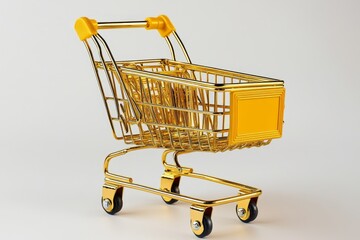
[191,215,213,238]
[102,189,123,215]
[236,200,258,223]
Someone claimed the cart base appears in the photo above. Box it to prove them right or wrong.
[101,146,261,238]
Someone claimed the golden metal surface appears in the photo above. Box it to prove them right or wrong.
[160,174,178,202]
[78,16,285,236]
[173,31,192,63]
[165,37,176,60]
[89,55,283,151]
[98,21,147,29]
[82,17,284,151]
[102,147,261,208]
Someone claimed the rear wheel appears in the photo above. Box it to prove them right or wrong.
[161,178,180,204]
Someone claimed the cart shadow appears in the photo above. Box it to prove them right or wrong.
[207,190,332,239]
[101,189,333,239]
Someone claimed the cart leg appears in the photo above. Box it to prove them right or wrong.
[190,205,213,238]
[160,150,192,204]
[101,145,150,214]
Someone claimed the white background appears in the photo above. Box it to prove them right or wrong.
[1,0,359,239]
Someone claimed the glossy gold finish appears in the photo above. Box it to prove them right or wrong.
[103,147,261,208]
[91,57,282,151]
[160,174,178,202]
[97,21,147,29]
[78,16,285,237]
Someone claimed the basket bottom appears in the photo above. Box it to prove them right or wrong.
[122,129,271,152]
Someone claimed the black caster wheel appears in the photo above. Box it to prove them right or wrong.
[236,200,258,223]
[191,215,213,238]
[102,189,123,215]
[161,177,180,205]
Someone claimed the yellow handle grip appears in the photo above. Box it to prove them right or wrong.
[75,17,98,41]
[75,15,175,41]
[145,15,175,37]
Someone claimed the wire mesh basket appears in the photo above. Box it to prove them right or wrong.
[96,59,284,152]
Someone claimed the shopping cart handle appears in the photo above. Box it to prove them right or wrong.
[75,15,176,41]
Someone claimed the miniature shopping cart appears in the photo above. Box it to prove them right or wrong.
[75,15,285,238]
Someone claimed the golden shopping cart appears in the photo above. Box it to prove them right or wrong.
[75,15,285,238]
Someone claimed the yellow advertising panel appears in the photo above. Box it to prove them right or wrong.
[229,87,285,145]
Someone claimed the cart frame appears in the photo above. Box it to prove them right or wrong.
[75,15,284,238]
